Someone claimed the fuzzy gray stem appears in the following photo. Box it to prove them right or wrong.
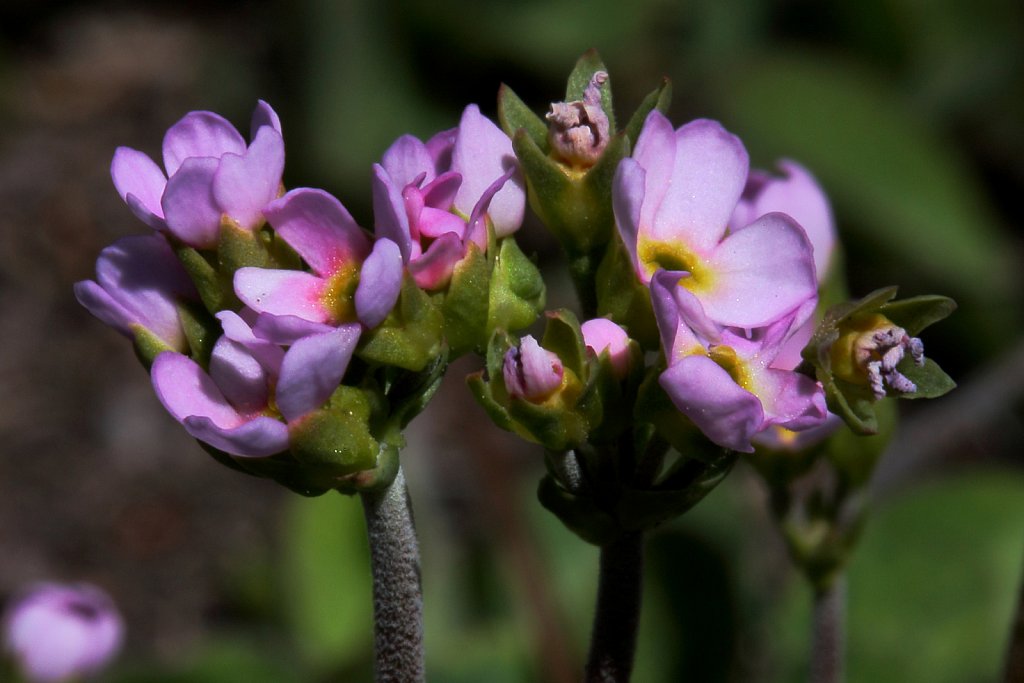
[584,532,644,683]
[360,466,424,683]
[810,575,846,683]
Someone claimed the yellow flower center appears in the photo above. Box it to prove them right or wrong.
[637,237,714,294]
[707,345,755,392]
[320,263,361,324]
[829,313,898,386]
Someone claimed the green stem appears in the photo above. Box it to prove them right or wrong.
[810,574,846,683]
[360,465,424,682]
[584,531,645,683]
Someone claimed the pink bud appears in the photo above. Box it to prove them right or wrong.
[503,336,564,402]
[581,318,631,379]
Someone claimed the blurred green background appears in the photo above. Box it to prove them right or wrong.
[0,0,1022,681]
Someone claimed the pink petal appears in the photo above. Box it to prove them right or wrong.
[162,111,245,177]
[251,313,335,345]
[754,368,828,432]
[213,126,285,229]
[182,415,289,457]
[425,127,457,174]
[418,206,466,240]
[372,164,413,262]
[701,212,817,327]
[504,335,564,402]
[381,134,434,188]
[408,232,465,290]
[660,355,764,453]
[151,352,244,429]
[215,310,285,376]
[466,166,516,248]
[263,188,370,275]
[580,318,631,378]
[209,337,269,413]
[648,119,748,255]
[251,100,282,138]
[160,157,221,249]
[355,238,403,328]
[650,270,719,363]
[631,110,677,233]
[276,325,361,421]
[452,104,524,237]
[612,158,645,280]
[234,267,328,322]
[110,147,166,225]
[421,171,462,210]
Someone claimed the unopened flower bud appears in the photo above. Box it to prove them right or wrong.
[3,583,123,683]
[503,335,564,403]
[546,71,610,167]
[581,318,631,379]
[830,313,926,400]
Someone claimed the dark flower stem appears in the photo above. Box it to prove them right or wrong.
[584,531,645,683]
[810,574,846,683]
[360,465,424,683]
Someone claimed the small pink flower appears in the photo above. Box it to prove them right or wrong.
[580,318,631,379]
[503,336,564,403]
[3,583,123,683]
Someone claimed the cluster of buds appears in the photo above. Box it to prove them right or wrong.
[77,101,545,494]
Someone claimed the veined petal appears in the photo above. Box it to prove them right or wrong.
[234,267,328,322]
[466,166,515,248]
[251,100,282,138]
[372,164,413,262]
[452,104,524,237]
[421,171,462,210]
[408,232,465,290]
[425,127,457,175]
[355,238,403,328]
[151,352,245,429]
[381,134,434,188]
[182,415,289,458]
[111,147,166,222]
[161,156,221,249]
[660,355,764,453]
[213,126,285,230]
[162,111,245,177]
[701,212,817,328]
[649,119,748,254]
[755,368,828,432]
[418,205,465,240]
[276,325,360,421]
[216,310,284,376]
[263,188,370,275]
[650,270,719,363]
[209,337,269,413]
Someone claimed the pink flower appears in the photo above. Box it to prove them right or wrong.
[503,335,564,403]
[613,111,817,328]
[372,104,524,290]
[233,188,403,331]
[110,101,284,248]
[580,318,631,379]
[73,234,197,352]
[3,583,123,683]
[150,312,360,457]
[651,271,827,453]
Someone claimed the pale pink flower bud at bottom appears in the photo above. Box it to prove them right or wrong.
[503,336,564,403]
[581,318,631,379]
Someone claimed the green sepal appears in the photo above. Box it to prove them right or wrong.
[565,49,616,133]
[175,245,231,313]
[288,387,380,475]
[386,353,449,429]
[497,83,548,152]
[466,371,515,433]
[824,377,879,435]
[176,300,220,367]
[506,383,589,451]
[130,324,175,368]
[511,129,626,257]
[623,77,672,148]
[896,358,956,398]
[595,240,660,350]
[540,309,586,378]
[879,294,957,336]
[537,473,619,546]
[616,450,735,532]
[197,442,333,497]
[443,242,491,356]
[358,275,444,372]
[487,236,546,336]
[218,218,272,274]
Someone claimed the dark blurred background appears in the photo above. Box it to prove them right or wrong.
[1,0,1022,681]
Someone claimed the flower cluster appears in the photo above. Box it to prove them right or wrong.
[77,101,541,491]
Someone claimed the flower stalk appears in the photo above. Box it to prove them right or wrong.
[810,575,846,683]
[584,532,644,683]
[360,465,425,683]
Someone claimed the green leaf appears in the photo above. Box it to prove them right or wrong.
[358,276,444,371]
[497,83,548,151]
[487,236,545,336]
[176,301,220,367]
[540,309,586,378]
[880,294,957,336]
[175,245,231,313]
[896,357,957,399]
[288,391,380,475]
[537,474,619,546]
[623,78,672,148]
[443,242,491,356]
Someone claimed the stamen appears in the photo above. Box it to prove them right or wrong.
[546,71,611,167]
[854,323,926,399]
